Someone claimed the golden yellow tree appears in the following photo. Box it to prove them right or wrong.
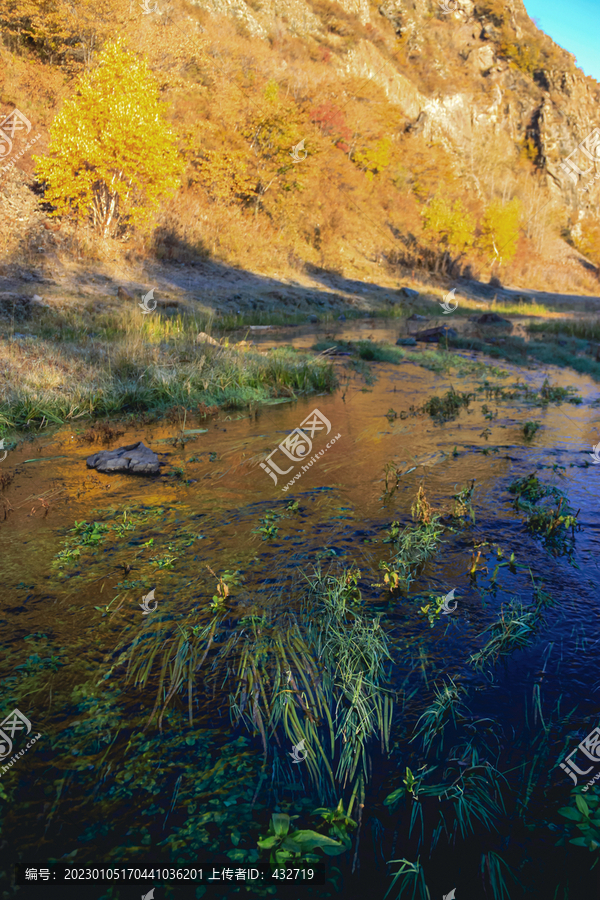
[34,38,184,237]
[478,198,521,264]
[422,193,475,254]
[0,0,126,69]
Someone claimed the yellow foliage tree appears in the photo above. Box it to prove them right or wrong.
[478,198,521,264]
[422,194,475,255]
[0,0,125,69]
[34,38,184,237]
[353,137,392,181]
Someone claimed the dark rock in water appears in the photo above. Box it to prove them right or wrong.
[477,312,512,328]
[400,287,419,299]
[396,336,417,346]
[415,326,458,343]
[309,314,319,323]
[407,313,428,321]
[87,442,162,475]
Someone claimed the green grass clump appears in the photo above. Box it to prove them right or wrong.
[449,334,600,382]
[527,319,600,342]
[312,339,508,378]
[423,388,474,422]
[376,487,445,593]
[0,340,337,431]
[121,566,393,813]
[508,473,580,556]
[523,420,541,440]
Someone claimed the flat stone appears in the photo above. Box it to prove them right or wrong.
[86,441,162,475]
[408,313,428,321]
[400,287,419,299]
[415,326,458,343]
[396,336,417,346]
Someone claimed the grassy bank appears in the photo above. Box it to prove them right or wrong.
[0,306,337,432]
[448,334,600,381]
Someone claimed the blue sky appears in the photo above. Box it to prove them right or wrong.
[523,0,600,83]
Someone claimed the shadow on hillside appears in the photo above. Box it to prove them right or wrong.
[2,223,600,316]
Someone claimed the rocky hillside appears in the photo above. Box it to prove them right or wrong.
[0,0,599,295]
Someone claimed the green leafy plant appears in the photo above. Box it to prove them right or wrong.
[257,812,348,866]
[559,788,600,858]
[311,799,357,848]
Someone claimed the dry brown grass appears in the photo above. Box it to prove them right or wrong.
[1,0,598,298]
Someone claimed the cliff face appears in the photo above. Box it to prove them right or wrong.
[190,0,600,210]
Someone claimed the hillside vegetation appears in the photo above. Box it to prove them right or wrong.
[0,0,599,292]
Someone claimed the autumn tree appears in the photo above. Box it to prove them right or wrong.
[310,102,352,152]
[34,38,183,237]
[478,198,521,264]
[240,79,306,216]
[353,137,392,181]
[422,193,475,255]
[0,0,125,69]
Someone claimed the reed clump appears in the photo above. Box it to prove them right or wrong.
[120,567,394,814]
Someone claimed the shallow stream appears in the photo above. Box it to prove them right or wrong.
[1,323,599,900]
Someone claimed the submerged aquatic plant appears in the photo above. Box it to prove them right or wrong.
[422,388,474,423]
[508,473,580,556]
[385,857,431,900]
[411,679,466,755]
[376,487,445,594]
[121,567,394,812]
[523,420,541,440]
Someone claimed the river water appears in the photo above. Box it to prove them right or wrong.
[1,322,599,899]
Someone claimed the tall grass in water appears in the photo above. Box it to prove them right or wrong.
[377,487,445,593]
[120,567,394,814]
